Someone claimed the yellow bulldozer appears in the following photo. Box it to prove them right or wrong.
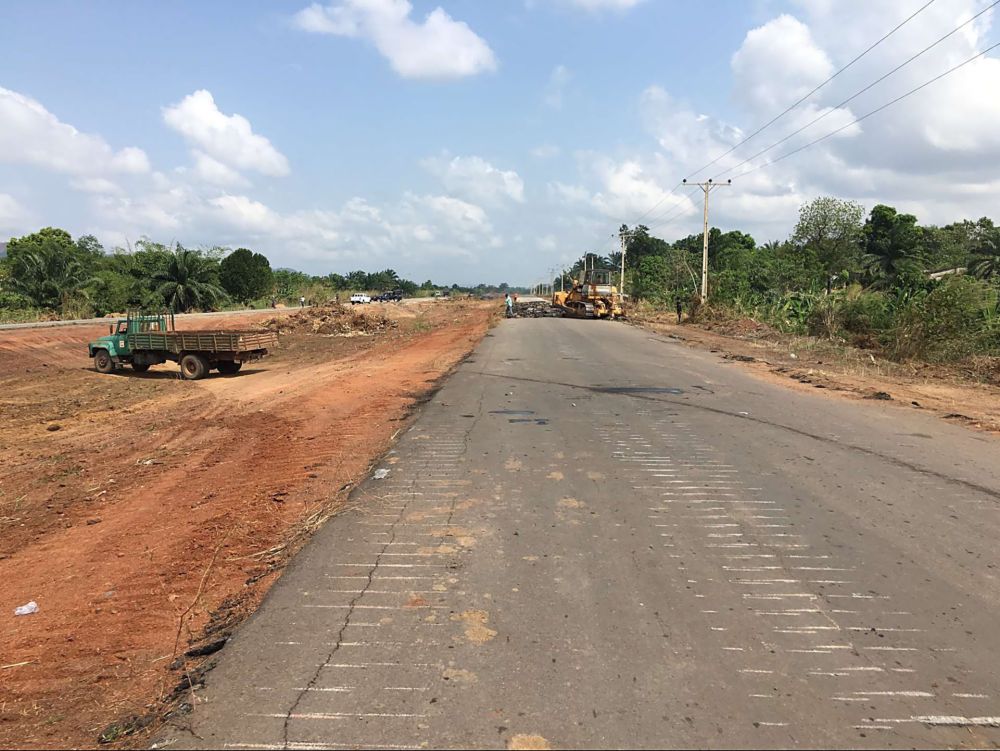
[552,268,624,319]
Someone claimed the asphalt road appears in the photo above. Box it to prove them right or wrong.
[161,317,1000,750]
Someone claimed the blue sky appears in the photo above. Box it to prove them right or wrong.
[1,1,998,285]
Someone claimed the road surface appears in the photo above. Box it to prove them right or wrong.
[161,317,1000,749]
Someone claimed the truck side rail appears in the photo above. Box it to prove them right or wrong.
[128,331,278,354]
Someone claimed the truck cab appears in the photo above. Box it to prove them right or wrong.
[88,313,172,373]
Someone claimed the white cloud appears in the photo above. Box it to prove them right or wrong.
[639,86,742,170]
[586,155,678,219]
[538,234,558,251]
[544,64,572,109]
[0,86,150,176]
[209,194,281,233]
[557,0,645,10]
[192,151,252,187]
[70,177,122,195]
[731,15,833,115]
[415,194,491,234]
[96,178,497,268]
[163,90,290,177]
[293,0,497,79]
[531,144,561,159]
[422,154,525,204]
[0,193,32,234]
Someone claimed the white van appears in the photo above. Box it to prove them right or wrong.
[350,293,371,305]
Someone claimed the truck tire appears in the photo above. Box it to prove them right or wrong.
[132,363,150,373]
[93,350,115,374]
[180,353,209,380]
[217,361,242,375]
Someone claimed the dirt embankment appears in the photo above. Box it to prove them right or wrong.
[631,311,1000,434]
[0,300,497,749]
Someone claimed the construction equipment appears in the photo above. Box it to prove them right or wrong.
[552,268,624,319]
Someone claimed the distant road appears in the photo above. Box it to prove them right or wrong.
[162,317,1000,749]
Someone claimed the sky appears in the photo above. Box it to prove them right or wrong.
[1,0,998,286]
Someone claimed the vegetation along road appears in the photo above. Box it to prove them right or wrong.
[160,315,1000,750]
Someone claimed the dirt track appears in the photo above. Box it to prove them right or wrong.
[0,300,496,749]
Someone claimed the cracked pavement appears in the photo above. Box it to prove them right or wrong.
[159,317,1000,749]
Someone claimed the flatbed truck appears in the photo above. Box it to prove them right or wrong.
[88,312,278,380]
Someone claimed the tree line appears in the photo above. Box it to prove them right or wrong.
[0,228,473,320]
[564,198,999,364]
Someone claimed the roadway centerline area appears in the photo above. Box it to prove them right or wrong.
[161,317,1000,750]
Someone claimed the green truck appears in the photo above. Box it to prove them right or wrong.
[88,312,278,380]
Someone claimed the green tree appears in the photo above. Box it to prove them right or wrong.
[85,270,132,316]
[346,270,368,289]
[154,246,227,312]
[6,228,89,309]
[220,247,273,303]
[621,225,670,262]
[632,256,671,302]
[272,268,311,300]
[967,218,1000,281]
[791,197,864,293]
[326,273,349,290]
[862,204,923,288]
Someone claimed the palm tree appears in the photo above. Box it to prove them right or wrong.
[10,246,88,309]
[970,234,999,281]
[154,246,226,312]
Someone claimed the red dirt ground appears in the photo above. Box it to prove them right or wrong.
[0,300,497,749]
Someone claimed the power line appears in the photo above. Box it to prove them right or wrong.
[624,0,937,229]
[641,188,695,226]
[644,188,701,234]
[685,0,938,182]
[712,0,1000,180]
[729,39,1000,180]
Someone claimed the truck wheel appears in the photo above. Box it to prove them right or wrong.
[217,361,242,375]
[93,350,115,374]
[132,363,150,373]
[180,353,209,380]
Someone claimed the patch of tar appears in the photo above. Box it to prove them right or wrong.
[442,668,478,684]
[453,609,497,644]
[507,734,552,750]
[429,525,477,548]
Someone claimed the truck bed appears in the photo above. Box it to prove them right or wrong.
[128,330,278,354]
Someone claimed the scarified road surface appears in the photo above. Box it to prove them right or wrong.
[163,317,1000,749]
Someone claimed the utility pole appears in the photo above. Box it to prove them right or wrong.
[618,228,630,307]
[682,178,731,304]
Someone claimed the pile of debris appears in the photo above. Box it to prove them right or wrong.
[259,303,399,337]
[513,301,564,318]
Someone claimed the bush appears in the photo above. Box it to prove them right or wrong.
[886,277,991,361]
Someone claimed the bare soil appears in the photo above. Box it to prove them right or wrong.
[0,300,497,749]
[631,311,1000,434]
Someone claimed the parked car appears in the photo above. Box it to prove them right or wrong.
[372,289,403,303]
[350,293,372,304]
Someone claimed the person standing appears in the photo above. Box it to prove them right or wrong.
[505,293,514,318]
[675,297,683,324]
[299,295,305,308]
